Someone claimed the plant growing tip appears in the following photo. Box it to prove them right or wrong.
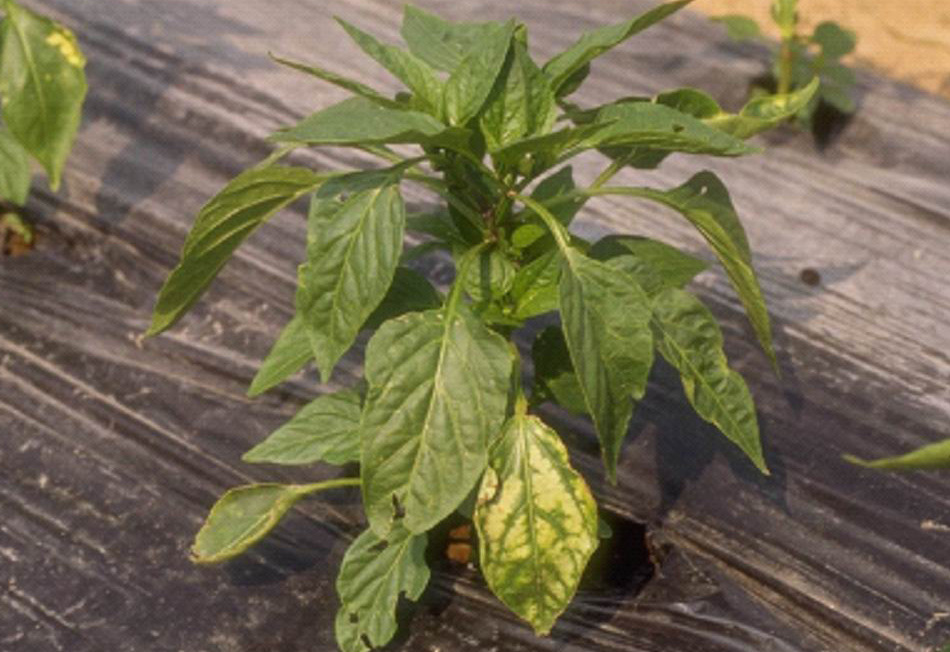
[150,2,804,647]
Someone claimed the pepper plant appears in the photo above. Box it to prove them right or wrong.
[0,0,87,235]
[714,0,856,128]
[148,2,817,648]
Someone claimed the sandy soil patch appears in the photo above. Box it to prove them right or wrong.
[695,0,950,98]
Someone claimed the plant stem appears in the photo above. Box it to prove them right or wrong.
[773,0,798,95]
[590,157,627,190]
[446,242,492,313]
[512,193,571,253]
[405,172,486,233]
[296,477,362,496]
[777,39,793,95]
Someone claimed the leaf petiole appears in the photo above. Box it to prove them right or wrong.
[295,477,363,495]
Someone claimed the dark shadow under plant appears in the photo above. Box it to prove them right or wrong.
[147,2,818,649]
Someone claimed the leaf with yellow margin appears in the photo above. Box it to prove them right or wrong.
[474,414,599,635]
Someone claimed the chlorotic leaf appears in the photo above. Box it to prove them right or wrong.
[0,0,86,190]
[443,20,516,126]
[845,439,950,471]
[272,96,469,151]
[0,124,30,205]
[247,314,313,397]
[543,0,693,96]
[191,484,310,564]
[480,41,557,152]
[651,288,767,474]
[243,388,362,466]
[361,306,513,536]
[149,165,326,336]
[296,169,406,383]
[335,526,430,652]
[474,414,599,635]
[636,171,777,368]
[559,249,653,481]
[363,266,443,332]
[400,5,504,73]
[335,18,443,116]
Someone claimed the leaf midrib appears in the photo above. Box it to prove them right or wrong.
[518,419,546,621]
[327,185,389,345]
[403,313,471,527]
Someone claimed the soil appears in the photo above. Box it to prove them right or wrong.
[696,0,950,99]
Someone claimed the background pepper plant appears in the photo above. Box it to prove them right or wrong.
[714,0,856,129]
[148,2,817,649]
[0,0,87,243]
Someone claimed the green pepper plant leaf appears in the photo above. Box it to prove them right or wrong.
[0,0,87,218]
[149,3,811,647]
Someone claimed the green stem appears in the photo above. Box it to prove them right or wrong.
[254,143,299,169]
[590,156,628,190]
[405,172,485,233]
[777,39,793,95]
[445,241,492,315]
[296,477,362,496]
[512,193,571,253]
[356,144,404,164]
[773,0,798,95]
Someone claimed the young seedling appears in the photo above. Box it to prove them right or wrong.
[0,0,87,240]
[714,0,857,128]
[149,2,817,649]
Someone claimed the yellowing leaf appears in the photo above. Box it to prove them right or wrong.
[0,0,87,189]
[475,414,598,635]
[0,124,30,205]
